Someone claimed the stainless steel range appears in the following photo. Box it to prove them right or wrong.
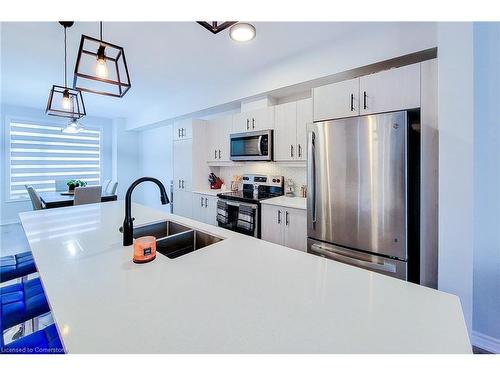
[217,174,284,238]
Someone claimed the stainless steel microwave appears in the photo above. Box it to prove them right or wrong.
[230,129,273,161]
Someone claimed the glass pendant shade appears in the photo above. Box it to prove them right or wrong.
[61,118,84,134]
[46,85,86,118]
[73,32,131,97]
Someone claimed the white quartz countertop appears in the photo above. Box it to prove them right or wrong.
[19,201,471,354]
[261,196,307,210]
[192,189,230,196]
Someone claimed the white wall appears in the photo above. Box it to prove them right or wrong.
[127,23,437,130]
[0,104,114,224]
[472,22,500,353]
[437,23,474,334]
[135,122,173,212]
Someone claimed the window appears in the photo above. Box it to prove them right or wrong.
[8,121,101,200]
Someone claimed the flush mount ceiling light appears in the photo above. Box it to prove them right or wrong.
[46,22,86,119]
[73,22,131,97]
[61,118,84,134]
[197,21,237,34]
[229,23,256,42]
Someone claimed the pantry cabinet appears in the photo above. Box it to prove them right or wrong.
[261,204,307,252]
[173,190,193,219]
[192,194,217,226]
[274,98,312,162]
[173,118,193,140]
[233,107,275,133]
[207,115,232,162]
[359,63,420,115]
[173,138,193,191]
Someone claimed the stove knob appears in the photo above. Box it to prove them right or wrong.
[276,179,280,183]
[272,178,276,183]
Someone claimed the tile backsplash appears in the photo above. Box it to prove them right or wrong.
[215,163,306,195]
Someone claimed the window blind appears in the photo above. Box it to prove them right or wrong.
[9,122,101,200]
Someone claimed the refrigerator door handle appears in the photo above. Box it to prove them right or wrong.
[310,243,397,274]
[308,131,317,226]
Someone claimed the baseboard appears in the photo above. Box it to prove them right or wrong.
[0,219,21,226]
[472,330,500,354]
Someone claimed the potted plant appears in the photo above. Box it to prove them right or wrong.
[66,179,87,192]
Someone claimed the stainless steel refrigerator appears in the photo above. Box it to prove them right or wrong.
[307,110,420,281]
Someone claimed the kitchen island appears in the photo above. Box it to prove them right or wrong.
[19,201,471,353]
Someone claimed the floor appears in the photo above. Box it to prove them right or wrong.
[0,222,496,353]
[1,223,54,345]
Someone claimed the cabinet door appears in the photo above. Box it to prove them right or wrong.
[359,63,420,115]
[250,107,275,130]
[215,115,233,161]
[261,204,284,245]
[296,98,312,160]
[173,139,192,191]
[283,208,307,251]
[173,119,193,140]
[313,78,359,121]
[191,194,206,222]
[274,101,297,161]
[232,112,250,133]
[173,190,192,218]
[206,120,218,161]
[205,196,218,226]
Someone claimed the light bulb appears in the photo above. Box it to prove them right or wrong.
[61,90,72,110]
[96,45,108,78]
[229,23,256,42]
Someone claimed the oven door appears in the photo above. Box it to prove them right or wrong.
[217,199,260,238]
[230,130,273,161]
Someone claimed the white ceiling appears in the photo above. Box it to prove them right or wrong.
[0,22,374,120]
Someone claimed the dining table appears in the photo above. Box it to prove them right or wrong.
[39,191,118,209]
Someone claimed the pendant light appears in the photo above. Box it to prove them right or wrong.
[61,117,84,134]
[73,22,131,97]
[46,22,86,119]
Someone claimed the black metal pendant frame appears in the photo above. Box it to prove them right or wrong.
[46,85,86,119]
[197,21,237,34]
[73,32,131,98]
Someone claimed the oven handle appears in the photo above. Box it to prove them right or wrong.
[310,243,397,273]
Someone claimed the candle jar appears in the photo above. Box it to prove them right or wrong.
[133,236,156,263]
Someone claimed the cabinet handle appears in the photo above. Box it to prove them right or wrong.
[277,210,281,224]
[252,118,255,129]
[204,198,208,207]
[214,149,217,159]
[363,91,367,110]
[290,145,294,158]
[350,94,354,111]
[182,128,186,137]
[285,211,289,226]
[178,128,181,138]
[200,196,204,207]
[181,180,185,189]
[298,144,302,158]
[246,119,249,130]
[178,179,181,189]
[218,150,221,159]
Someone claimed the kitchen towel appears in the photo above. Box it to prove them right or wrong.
[216,200,229,225]
[237,205,254,232]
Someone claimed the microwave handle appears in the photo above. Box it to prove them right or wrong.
[257,135,263,155]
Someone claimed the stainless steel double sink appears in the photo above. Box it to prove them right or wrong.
[132,220,224,259]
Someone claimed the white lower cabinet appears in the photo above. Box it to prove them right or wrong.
[173,190,192,219]
[261,204,307,251]
[192,194,217,226]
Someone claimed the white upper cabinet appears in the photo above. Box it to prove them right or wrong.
[313,77,360,121]
[296,98,312,161]
[274,101,297,161]
[359,63,421,115]
[233,107,275,133]
[274,98,312,162]
[174,118,193,140]
[207,115,232,162]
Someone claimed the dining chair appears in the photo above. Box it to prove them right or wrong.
[106,181,118,195]
[102,179,111,193]
[24,185,43,210]
[73,186,102,206]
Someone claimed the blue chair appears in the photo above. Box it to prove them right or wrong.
[1,278,50,330]
[1,251,37,283]
[0,304,64,354]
